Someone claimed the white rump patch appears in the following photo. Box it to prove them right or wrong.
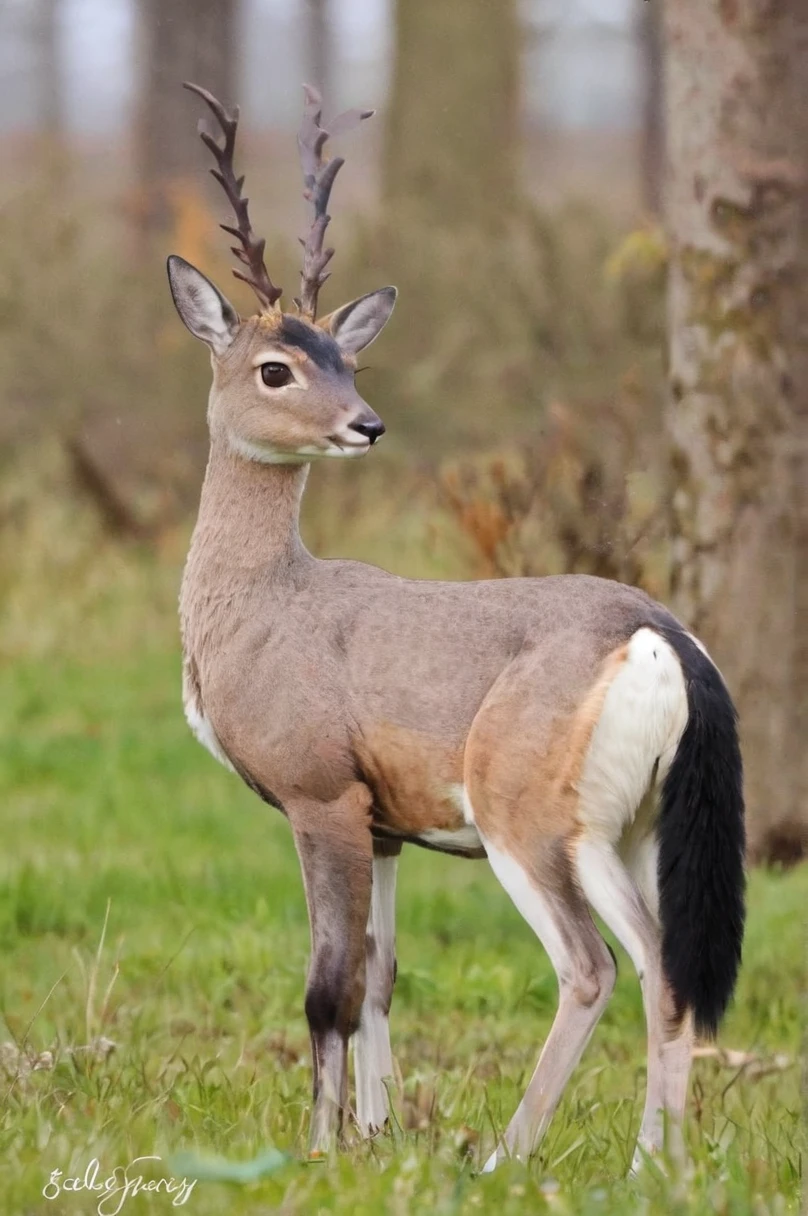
[184,696,235,772]
[577,628,688,842]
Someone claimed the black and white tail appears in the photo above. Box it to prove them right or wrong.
[654,626,746,1038]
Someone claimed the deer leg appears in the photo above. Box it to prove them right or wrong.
[574,837,693,1172]
[480,838,617,1172]
[354,838,400,1136]
[289,787,373,1155]
[627,830,695,1169]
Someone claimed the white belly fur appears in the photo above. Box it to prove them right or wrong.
[411,785,484,851]
[413,825,484,852]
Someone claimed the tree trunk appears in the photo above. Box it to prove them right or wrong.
[379,0,520,441]
[35,0,63,143]
[385,0,518,236]
[304,0,332,107]
[665,0,808,860]
[637,0,664,216]
[137,0,238,233]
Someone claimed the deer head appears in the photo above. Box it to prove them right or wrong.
[167,83,396,464]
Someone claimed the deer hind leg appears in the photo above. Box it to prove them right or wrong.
[478,838,617,1172]
[353,838,400,1137]
[289,786,373,1155]
[575,834,693,1171]
[569,635,692,1169]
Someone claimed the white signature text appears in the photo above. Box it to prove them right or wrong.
[43,1156,196,1214]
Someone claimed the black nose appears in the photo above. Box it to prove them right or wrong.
[349,417,386,445]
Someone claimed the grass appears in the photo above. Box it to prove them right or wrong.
[0,505,804,1214]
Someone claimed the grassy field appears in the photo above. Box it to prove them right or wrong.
[0,536,805,1215]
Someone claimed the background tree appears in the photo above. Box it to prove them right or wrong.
[384,0,519,236]
[34,0,63,145]
[664,0,808,859]
[379,0,521,439]
[304,0,332,107]
[637,0,663,216]
[137,0,239,233]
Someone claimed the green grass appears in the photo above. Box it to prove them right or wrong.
[0,635,804,1214]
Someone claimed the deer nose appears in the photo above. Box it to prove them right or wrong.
[349,417,386,445]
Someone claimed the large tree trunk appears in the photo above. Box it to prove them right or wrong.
[379,0,520,441]
[385,0,518,236]
[665,0,808,860]
[137,0,238,233]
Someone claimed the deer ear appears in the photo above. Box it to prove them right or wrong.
[322,287,397,356]
[167,256,240,356]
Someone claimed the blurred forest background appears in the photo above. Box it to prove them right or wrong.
[1,0,807,867]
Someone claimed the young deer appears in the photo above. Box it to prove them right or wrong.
[168,83,745,1171]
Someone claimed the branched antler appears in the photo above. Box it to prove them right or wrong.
[183,81,283,311]
[295,84,374,318]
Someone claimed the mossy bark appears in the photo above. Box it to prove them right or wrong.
[665,0,808,857]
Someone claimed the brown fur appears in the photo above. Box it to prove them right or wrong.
[465,643,629,859]
[356,722,465,835]
[463,643,629,919]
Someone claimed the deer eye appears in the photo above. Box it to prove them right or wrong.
[260,362,292,388]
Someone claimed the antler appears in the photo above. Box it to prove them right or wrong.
[296,84,374,319]
[183,81,283,311]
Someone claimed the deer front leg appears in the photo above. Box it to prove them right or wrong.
[354,838,400,1136]
[290,787,373,1155]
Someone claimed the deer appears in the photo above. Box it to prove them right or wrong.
[167,82,746,1174]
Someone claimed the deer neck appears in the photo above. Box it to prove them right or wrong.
[183,439,312,600]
